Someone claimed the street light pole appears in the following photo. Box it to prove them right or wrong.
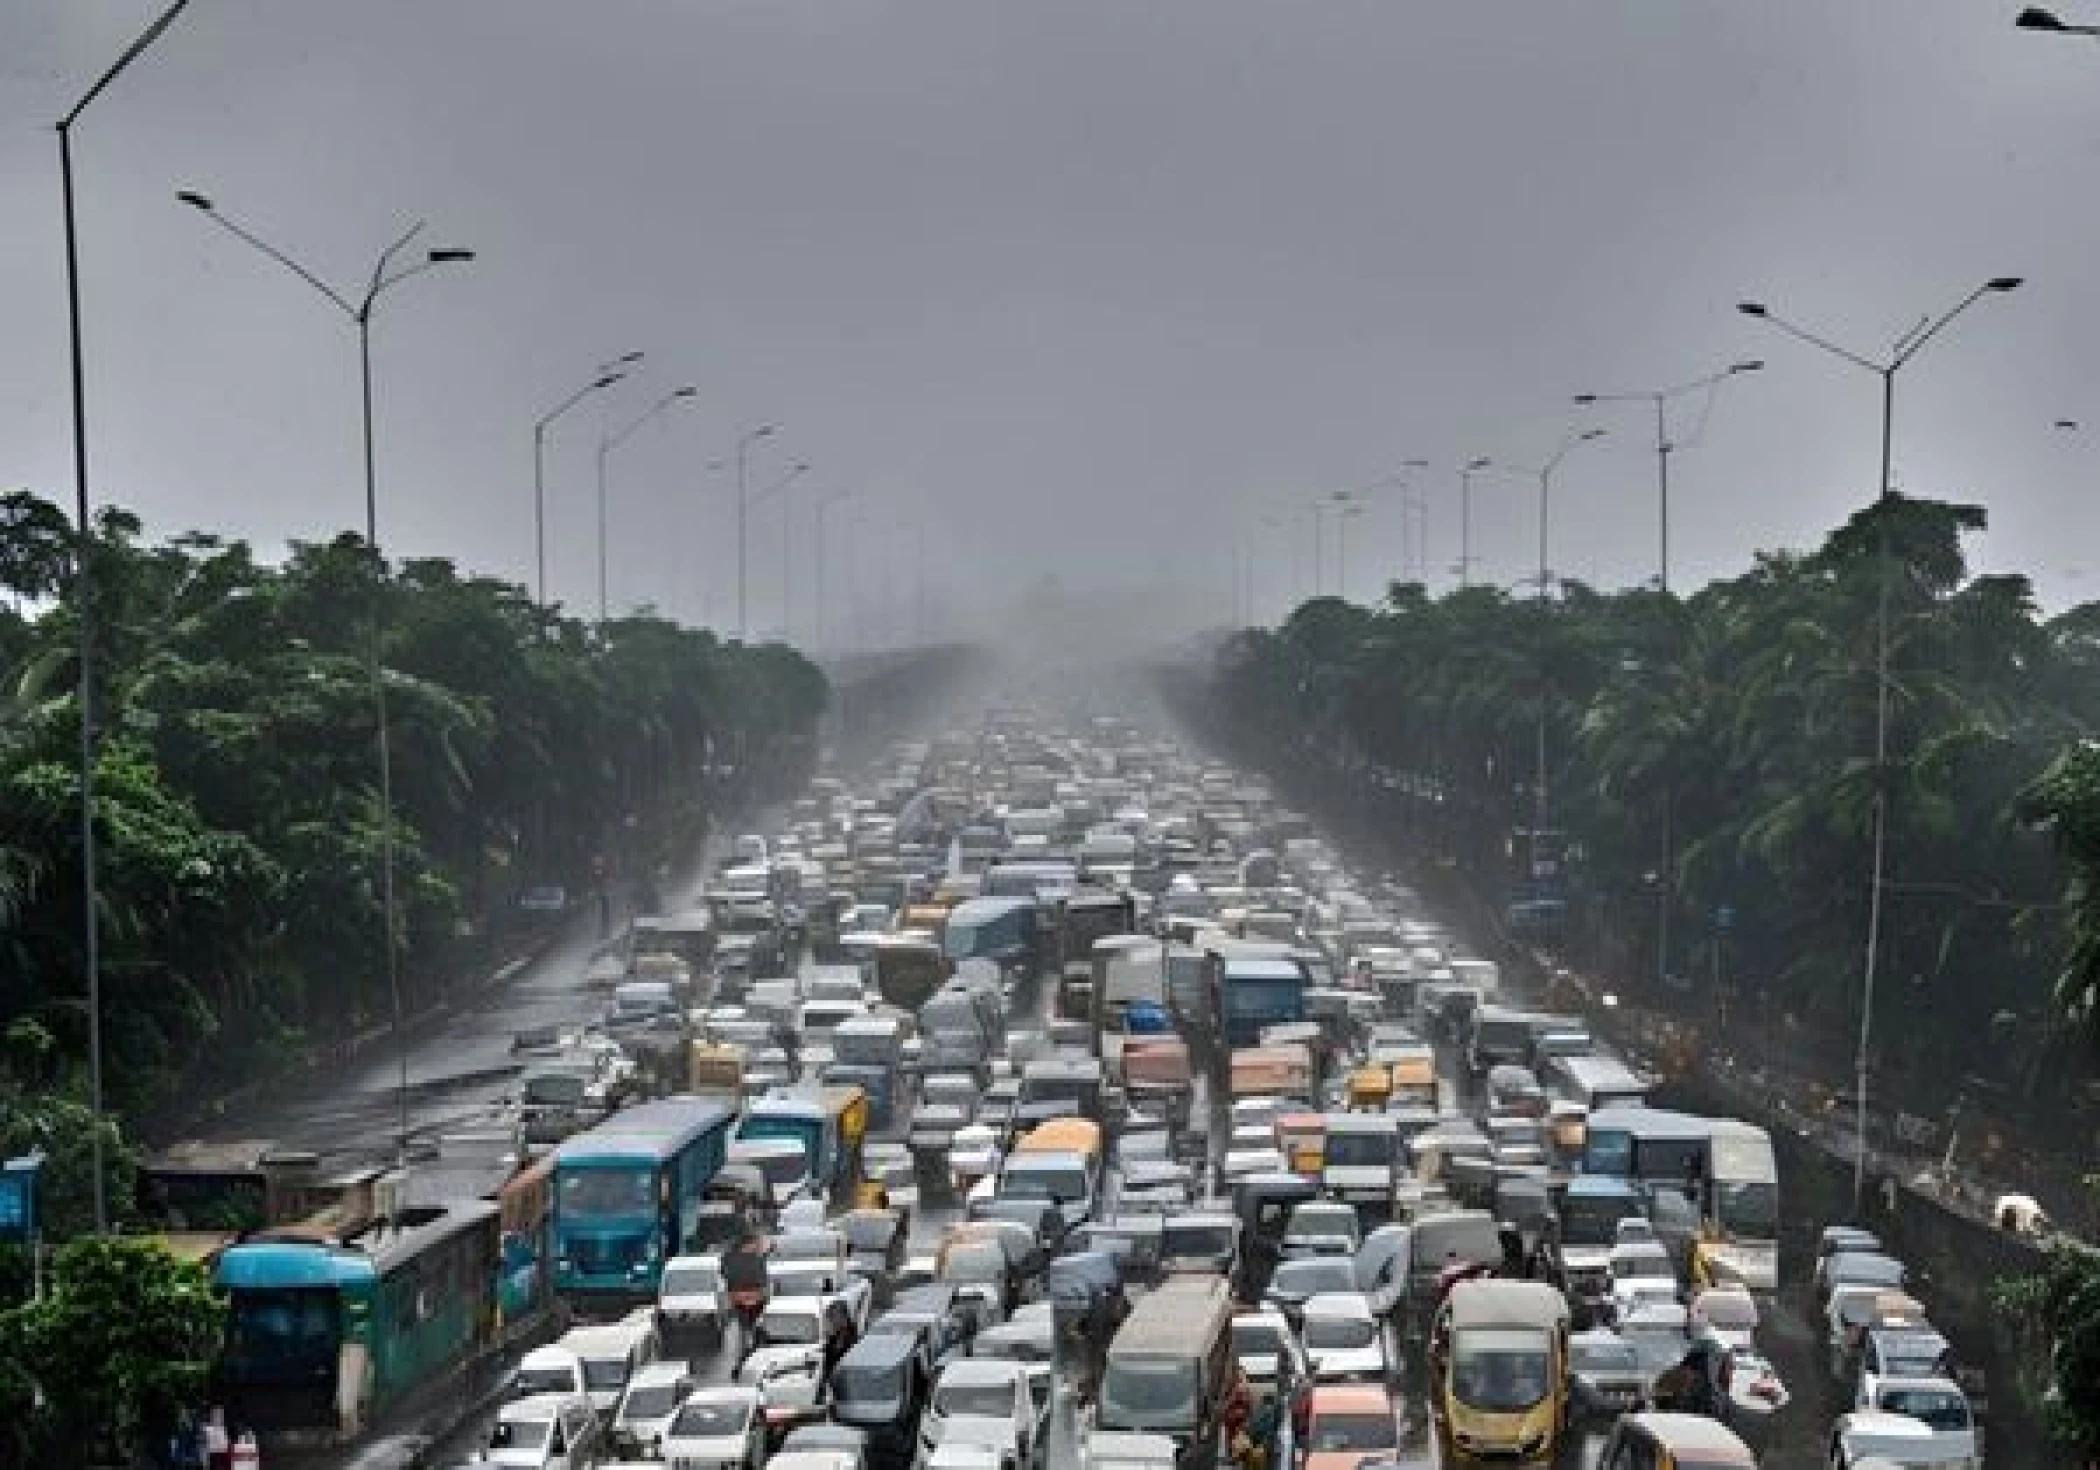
[742,459,810,640]
[180,191,474,1173]
[1458,457,1492,588]
[59,0,198,1238]
[537,354,643,607]
[597,387,699,624]
[1507,429,1606,835]
[814,489,853,654]
[734,425,778,639]
[1574,360,1762,592]
[1335,506,1366,602]
[1740,277,2022,1208]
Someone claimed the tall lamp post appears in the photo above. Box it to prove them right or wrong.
[597,386,699,623]
[1457,457,1493,587]
[1575,360,1762,592]
[744,459,810,640]
[1309,490,1352,596]
[179,189,474,1171]
[537,354,642,606]
[734,425,777,639]
[59,0,199,1237]
[1335,505,1367,602]
[1508,428,1605,835]
[1739,277,2022,1207]
[813,489,853,654]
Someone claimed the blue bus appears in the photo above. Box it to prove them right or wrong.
[551,1096,735,1310]
[1582,1104,1714,1188]
[213,1201,501,1443]
[1217,955,1308,1049]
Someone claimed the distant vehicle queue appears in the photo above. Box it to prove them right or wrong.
[131,700,1978,1470]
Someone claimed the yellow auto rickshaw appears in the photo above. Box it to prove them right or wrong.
[1347,1063,1394,1111]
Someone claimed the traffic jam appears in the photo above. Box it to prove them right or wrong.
[197,706,1982,1470]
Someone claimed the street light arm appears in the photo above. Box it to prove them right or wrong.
[608,388,700,450]
[1740,305,1884,375]
[1891,280,2022,370]
[537,373,625,433]
[60,0,196,128]
[183,198,358,317]
[361,220,432,318]
[748,462,811,509]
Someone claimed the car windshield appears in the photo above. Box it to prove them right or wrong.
[1700,1294,1758,1328]
[670,1399,751,1437]
[1715,1180,1779,1238]
[1233,1320,1285,1358]
[761,1310,823,1344]
[833,1363,902,1402]
[1309,1411,1397,1452]
[1000,1164,1087,1202]
[1100,1360,1197,1428]
[524,1074,586,1106]
[581,1357,629,1391]
[1290,1209,1358,1240]
[1274,1260,1354,1296]
[1304,1313,1377,1350]
[489,1419,550,1450]
[1880,1387,1969,1430]
[661,1264,717,1296]
[1561,1197,1639,1247]
[937,1381,1018,1418]
[621,1383,685,1421]
[1164,1224,1234,1259]
[1574,1339,1639,1374]
[513,1367,575,1397]
[1452,1332,1553,1411]
[1323,1134,1396,1168]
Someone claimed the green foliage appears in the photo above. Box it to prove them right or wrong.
[0,1094,139,1241]
[0,490,829,1134]
[1208,495,2090,1087]
[0,1237,225,1465]
[1996,1238,2100,1457]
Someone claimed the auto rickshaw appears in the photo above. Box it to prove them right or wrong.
[1274,1112,1327,1175]
[1346,1063,1393,1111]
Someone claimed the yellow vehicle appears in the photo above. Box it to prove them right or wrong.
[1275,1112,1328,1174]
[1016,1117,1105,1165]
[1388,1049,1438,1110]
[687,1040,747,1097]
[1347,1064,1394,1111]
[1434,1279,1570,1463]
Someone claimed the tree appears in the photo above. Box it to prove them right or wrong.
[0,1237,224,1465]
[1997,1224,2100,1461]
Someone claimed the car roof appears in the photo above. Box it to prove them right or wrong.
[1301,1292,1374,1318]
[684,1383,761,1406]
[501,1392,589,1419]
[626,1361,690,1386]
[1627,1411,1755,1457]
[1309,1383,1393,1413]
[938,1357,1026,1385]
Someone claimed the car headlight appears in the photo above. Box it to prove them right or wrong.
[1518,1430,1547,1454]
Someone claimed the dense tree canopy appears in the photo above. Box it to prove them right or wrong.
[1201,496,2097,1109]
[0,493,828,1123]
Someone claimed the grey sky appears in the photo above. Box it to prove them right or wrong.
[5,1,2099,644]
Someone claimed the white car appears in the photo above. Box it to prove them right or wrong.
[484,1392,601,1469]
[1829,1407,1980,1468]
[1687,1286,1760,1354]
[659,1384,766,1470]
[950,1125,1003,1194]
[1233,1306,1310,1405]
[919,1358,1039,1467]
[610,1362,693,1456]
[658,1255,727,1350]
[1221,1147,1288,1183]
[1299,1292,1388,1383]
[1857,1376,1977,1461]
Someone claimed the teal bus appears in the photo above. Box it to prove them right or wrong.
[551,1096,736,1311]
[212,1201,501,1443]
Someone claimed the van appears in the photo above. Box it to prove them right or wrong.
[485,1391,601,1469]
[999,1119,1105,1226]
[1098,1276,1236,1469]
[1407,1210,1503,1314]
[1433,1279,1570,1462]
[557,1311,659,1420]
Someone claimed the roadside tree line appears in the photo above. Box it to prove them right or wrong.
[0,489,828,1147]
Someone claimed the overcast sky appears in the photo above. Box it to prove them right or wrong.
[5,0,2099,646]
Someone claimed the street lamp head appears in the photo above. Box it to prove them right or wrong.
[427,247,474,263]
[175,189,214,211]
[755,424,777,440]
[1572,393,1599,405]
[1736,301,1769,318]
[1578,427,1606,443]
[609,350,646,367]
[1402,457,1431,469]
[672,385,699,399]
[1730,358,1766,374]
[1986,276,2025,293]
[1466,456,1492,471]
[591,372,624,390]
[2017,6,2069,29]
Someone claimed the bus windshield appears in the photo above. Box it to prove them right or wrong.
[559,1167,655,1217]
[1715,1179,1779,1240]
